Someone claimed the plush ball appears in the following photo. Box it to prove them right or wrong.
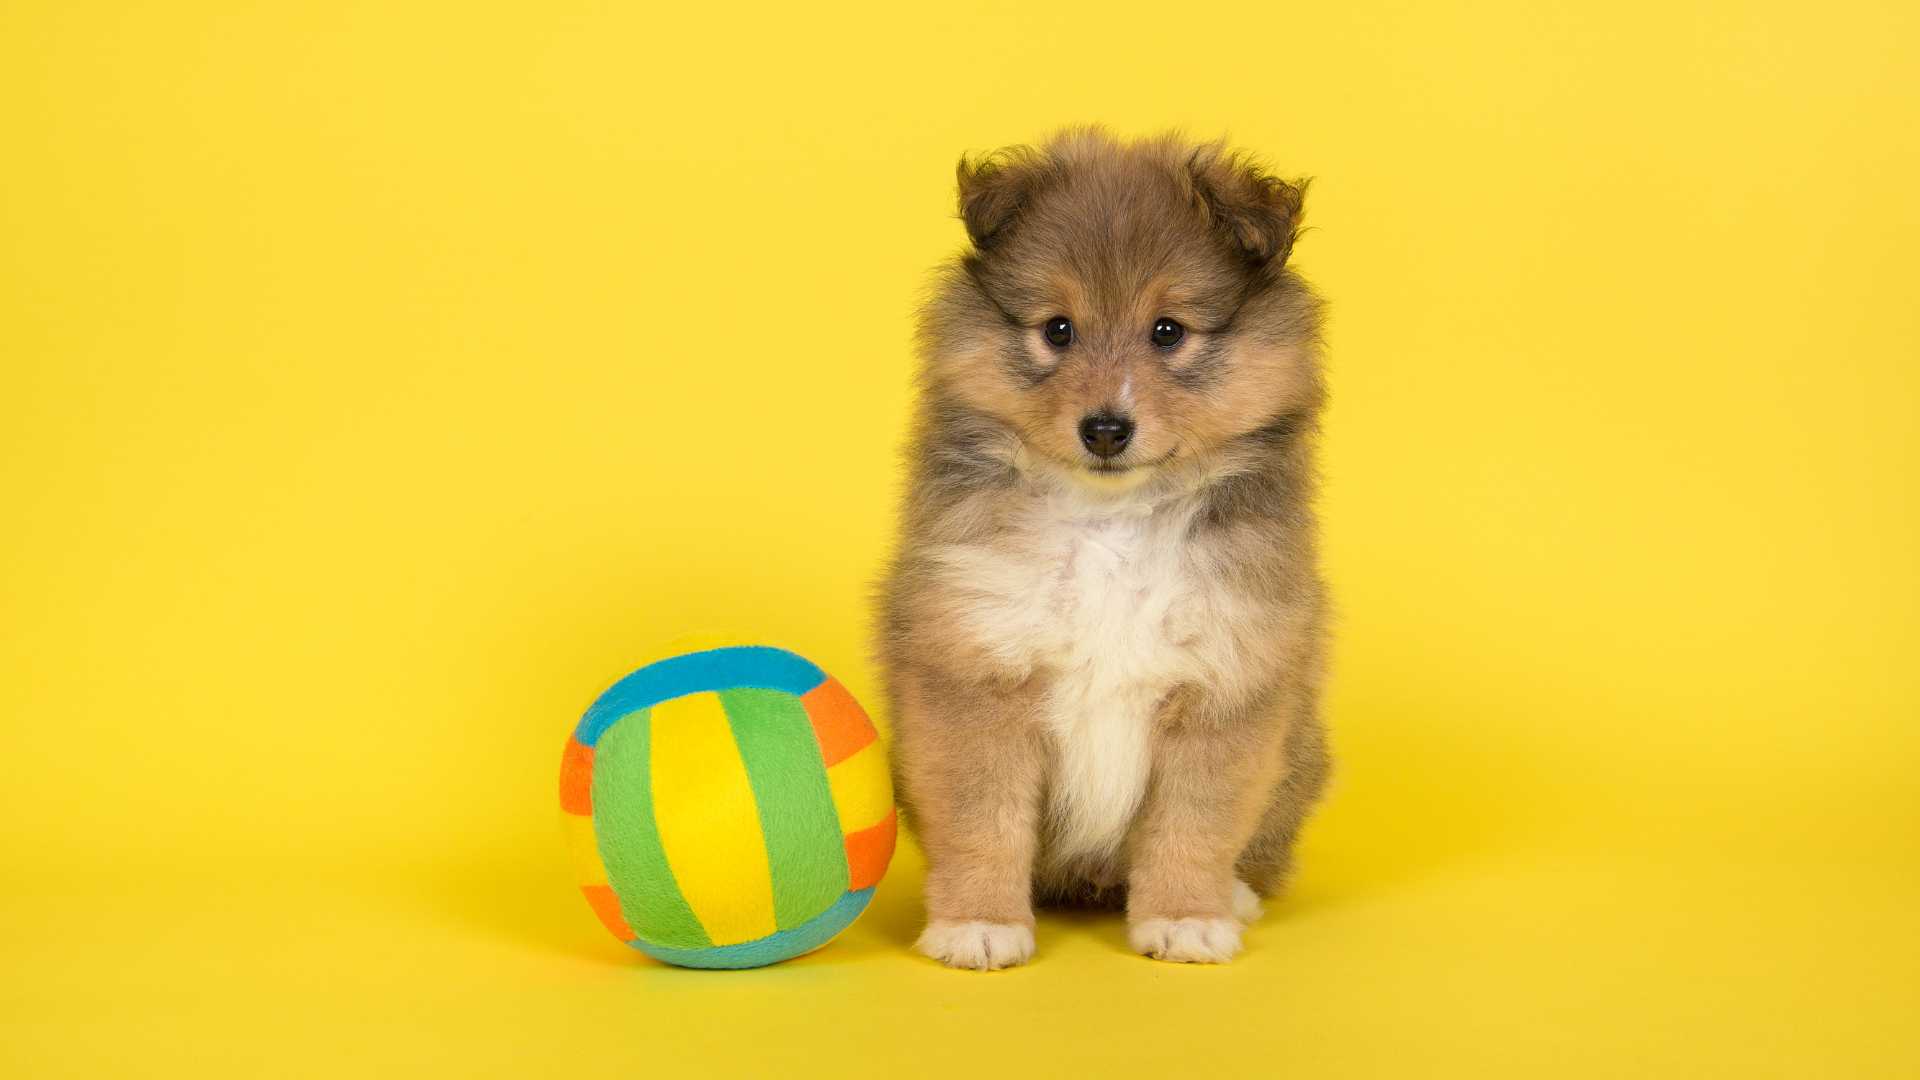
[559,644,896,969]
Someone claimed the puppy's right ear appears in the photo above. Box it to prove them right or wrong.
[1186,143,1307,267]
[957,147,1050,251]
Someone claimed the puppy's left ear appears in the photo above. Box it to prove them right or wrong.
[957,146,1052,251]
[1187,145,1308,267]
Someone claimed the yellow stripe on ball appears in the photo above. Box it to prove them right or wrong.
[561,811,608,887]
[826,740,894,835]
[648,691,778,946]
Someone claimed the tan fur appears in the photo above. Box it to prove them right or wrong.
[878,128,1331,969]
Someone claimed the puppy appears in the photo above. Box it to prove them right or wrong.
[878,128,1330,969]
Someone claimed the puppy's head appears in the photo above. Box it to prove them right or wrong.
[920,128,1321,492]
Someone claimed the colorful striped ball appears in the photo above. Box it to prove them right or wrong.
[559,645,896,968]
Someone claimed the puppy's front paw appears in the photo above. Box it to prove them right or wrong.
[1129,916,1242,964]
[916,920,1035,971]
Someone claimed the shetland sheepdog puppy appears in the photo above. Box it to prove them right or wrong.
[878,128,1331,969]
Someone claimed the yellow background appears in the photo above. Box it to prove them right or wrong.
[4,1,1916,1075]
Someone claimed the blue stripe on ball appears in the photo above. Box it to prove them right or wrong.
[574,646,826,747]
[626,887,874,969]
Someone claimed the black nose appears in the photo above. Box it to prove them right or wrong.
[1078,412,1134,459]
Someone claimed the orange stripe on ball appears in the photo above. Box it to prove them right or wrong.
[558,737,594,815]
[801,678,875,767]
[843,808,897,891]
[580,884,636,940]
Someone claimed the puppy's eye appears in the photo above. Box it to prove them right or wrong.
[1043,316,1074,349]
[1150,317,1185,348]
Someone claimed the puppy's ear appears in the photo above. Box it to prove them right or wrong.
[957,146,1051,251]
[1187,144,1308,267]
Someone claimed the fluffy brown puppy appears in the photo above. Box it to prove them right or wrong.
[878,128,1330,969]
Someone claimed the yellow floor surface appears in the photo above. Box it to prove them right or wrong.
[8,829,1916,1077]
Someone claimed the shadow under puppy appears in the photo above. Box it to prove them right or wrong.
[878,128,1331,969]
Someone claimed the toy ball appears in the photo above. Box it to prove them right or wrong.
[559,644,896,968]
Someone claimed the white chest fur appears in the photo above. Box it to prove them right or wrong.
[934,490,1230,863]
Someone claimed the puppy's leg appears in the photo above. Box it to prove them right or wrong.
[1236,693,1330,897]
[894,671,1045,971]
[1126,689,1287,964]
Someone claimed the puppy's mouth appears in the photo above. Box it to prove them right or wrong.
[1075,445,1175,488]
[1080,448,1177,477]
